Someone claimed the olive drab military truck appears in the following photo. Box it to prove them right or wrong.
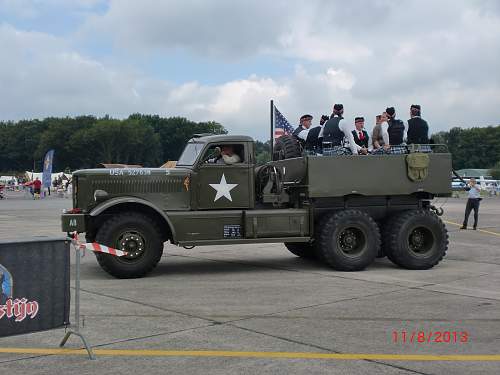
[62,134,452,278]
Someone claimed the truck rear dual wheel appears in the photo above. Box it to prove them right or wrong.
[95,212,164,278]
[375,221,386,258]
[383,210,448,270]
[316,210,380,271]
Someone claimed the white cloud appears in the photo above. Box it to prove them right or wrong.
[0,24,141,118]
[275,24,373,64]
[0,24,353,139]
[81,0,293,59]
[1,1,500,142]
[0,0,106,19]
[207,77,288,115]
[0,0,41,18]
[80,1,500,93]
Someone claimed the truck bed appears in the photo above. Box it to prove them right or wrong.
[271,153,452,198]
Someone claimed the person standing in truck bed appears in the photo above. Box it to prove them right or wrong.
[407,104,431,152]
[292,114,313,145]
[293,114,323,155]
[385,107,406,154]
[371,112,391,154]
[322,104,367,156]
[313,115,330,154]
[352,117,370,151]
[371,114,385,151]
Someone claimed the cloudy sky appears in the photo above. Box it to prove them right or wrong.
[1,0,499,140]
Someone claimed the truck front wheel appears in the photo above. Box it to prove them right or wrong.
[95,212,164,278]
[384,210,448,270]
[317,210,380,271]
[284,242,316,259]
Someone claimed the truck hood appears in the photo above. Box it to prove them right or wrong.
[73,167,191,211]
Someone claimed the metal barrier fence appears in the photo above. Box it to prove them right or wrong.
[0,237,94,359]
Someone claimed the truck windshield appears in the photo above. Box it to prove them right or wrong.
[177,142,205,166]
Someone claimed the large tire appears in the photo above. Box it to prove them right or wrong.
[284,242,316,259]
[384,210,448,270]
[316,210,380,271]
[376,220,388,258]
[381,215,399,262]
[273,135,301,160]
[95,212,164,278]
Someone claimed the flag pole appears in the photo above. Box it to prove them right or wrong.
[270,99,274,158]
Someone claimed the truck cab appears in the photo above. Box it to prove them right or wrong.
[177,135,256,210]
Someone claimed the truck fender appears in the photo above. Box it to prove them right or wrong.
[89,197,177,242]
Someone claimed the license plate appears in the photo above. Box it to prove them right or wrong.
[61,214,86,233]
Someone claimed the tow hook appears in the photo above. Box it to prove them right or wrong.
[429,205,444,216]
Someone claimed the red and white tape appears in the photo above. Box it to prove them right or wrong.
[71,232,128,257]
[79,242,128,257]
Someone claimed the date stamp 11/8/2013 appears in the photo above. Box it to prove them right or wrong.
[392,330,469,344]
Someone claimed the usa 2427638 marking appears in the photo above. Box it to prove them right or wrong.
[109,168,151,176]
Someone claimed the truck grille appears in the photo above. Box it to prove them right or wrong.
[89,177,184,195]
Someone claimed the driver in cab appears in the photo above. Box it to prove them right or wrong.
[209,145,241,165]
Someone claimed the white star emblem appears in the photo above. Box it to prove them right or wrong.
[209,174,238,202]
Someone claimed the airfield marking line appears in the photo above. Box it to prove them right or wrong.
[444,220,500,237]
[1,348,500,361]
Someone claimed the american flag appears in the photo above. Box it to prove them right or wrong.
[274,106,294,139]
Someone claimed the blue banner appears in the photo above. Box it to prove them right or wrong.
[42,149,55,188]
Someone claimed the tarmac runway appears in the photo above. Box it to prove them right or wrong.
[1,191,499,374]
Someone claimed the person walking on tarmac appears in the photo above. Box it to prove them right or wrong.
[407,104,430,152]
[461,178,482,230]
[385,107,406,154]
[322,104,367,156]
[32,177,42,199]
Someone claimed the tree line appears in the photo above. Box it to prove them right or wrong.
[0,115,226,173]
[1,115,499,176]
[431,125,500,175]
